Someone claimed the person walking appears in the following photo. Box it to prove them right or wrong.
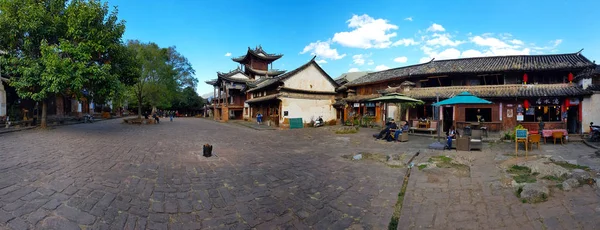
[170,111,174,122]
[257,113,263,125]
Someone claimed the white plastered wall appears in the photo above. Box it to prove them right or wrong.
[281,98,336,123]
[582,93,600,133]
[282,64,336,92]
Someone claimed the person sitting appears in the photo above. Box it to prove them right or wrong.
[152,113,160,124]
[393,121,410,141]
[402,121,410,132]
[445,126,459,150]
[376,119,397,140]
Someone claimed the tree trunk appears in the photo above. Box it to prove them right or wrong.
[41,100,47,128]
[137,97,142,119]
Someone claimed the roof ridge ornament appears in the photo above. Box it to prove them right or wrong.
[577,48,584,55]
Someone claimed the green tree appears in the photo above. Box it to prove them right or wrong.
[127,41,197,117]
[0,0,130,128]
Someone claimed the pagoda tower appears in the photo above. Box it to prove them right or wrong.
[232,45,286,80]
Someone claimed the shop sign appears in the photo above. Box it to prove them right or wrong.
[535,97,560,105]
[365,102,376,107]
[353,103,360,107]
[569,98,580,105]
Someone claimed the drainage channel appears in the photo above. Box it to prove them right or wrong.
[388,151,420,230]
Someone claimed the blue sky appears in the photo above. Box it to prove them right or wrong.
[110,0,600,97]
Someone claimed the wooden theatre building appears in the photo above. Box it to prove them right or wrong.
[336,52,597,134]
[206,46,338,127]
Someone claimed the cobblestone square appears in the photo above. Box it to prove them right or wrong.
[1,118,599,229]
[0,118,409,229]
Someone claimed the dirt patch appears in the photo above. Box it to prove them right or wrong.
[341,152,408,168]
[425,155,470,177]
[507,165,537,183]
[550,160,590,171]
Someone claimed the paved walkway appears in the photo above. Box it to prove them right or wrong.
[0,118,409,229]
[401,141,600,230]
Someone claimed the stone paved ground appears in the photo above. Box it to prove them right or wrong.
[2,118,599,230]
[0,118,414,229]
[401,141,600,230]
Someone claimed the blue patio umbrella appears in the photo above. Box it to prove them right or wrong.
[432,92,492,106]
[429,92,492,150]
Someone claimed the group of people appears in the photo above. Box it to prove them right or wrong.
[143,110,179,124]
[374,119,410,142]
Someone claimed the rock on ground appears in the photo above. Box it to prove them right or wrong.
[596,177,600,189]
[562,178,580,191]
[569,169,591,181]
[519,159,569,178]
[520,183,549,203]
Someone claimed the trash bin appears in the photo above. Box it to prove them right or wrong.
[464,126,472,136]
[203,144,213,157]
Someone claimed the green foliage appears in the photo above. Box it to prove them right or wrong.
[0,0,133,126]
[418,164,427,170]
[507,165,531,174]
[127,41,197,116]
[551,161,590,171]
[508,165,537,183]
[542,175,568,183]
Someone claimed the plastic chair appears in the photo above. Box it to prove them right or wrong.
[528,134,541,150]
[552,132,563,145]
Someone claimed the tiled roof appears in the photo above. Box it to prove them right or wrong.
[347,52,596,86]
[205,79,217,85]
[334,71,371,85]
[247,56,337,93]
[385,84,592,100]
[245,94,281,103]
[587,85,600,91]
[343,94,381,102]
[216,67,249,83]
[232,46,283,63]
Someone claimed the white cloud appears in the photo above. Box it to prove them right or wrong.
[419,57,434,63]
[405,17,413,21]
[437,48,462,60]
[461,49,483,58]
[352,54,366,65]
[348,67,360,72]
[471,36,513,49]
[393,56,408,63]
[300,40,346,60]
[426,23,445,32]
[470,35,531,56]
[509,39,524,45]
[392,38,419,47]
[375,65,390,71]
[225,52,231,57]
[367,60,374,65]
[316,59,327,64]
[332,14,399,49]
[426,33,464,47]
[553,39,563,46]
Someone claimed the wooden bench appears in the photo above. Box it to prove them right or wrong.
[411,121,438,134]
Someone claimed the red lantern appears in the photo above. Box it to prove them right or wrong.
[524,99,529,109]
[568,72,573,83]
[523,73,528,84]
[565,98,570,108]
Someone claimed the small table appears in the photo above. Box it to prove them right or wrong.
[418,122,429,129]
[541,129,568,143]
